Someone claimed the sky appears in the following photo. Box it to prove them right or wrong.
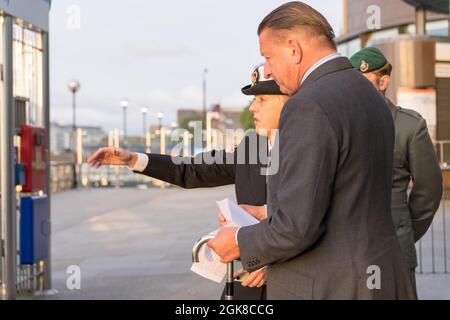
[50,0,343,135]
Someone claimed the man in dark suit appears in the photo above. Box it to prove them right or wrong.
[208,1,417,299]
[350,47,443,292]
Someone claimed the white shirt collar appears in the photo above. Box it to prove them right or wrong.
[301,52,341,84]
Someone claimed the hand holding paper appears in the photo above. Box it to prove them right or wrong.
[216,199,260,227]
[207,226,240,263]
[190,199,259,282]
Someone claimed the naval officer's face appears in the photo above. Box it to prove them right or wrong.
[249,94,287,136]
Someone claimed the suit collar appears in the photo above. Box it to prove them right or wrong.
[300,57,354,89]
[301,53,341,84]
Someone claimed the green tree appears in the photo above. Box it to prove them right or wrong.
[240,104,255,130]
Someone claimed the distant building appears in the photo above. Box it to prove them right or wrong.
[338,0,450,161]
[177,104,244,131]
[338,0,449,57]
[176,105,246,153]
[50,122,72,154]
[81,126,107,146]
[211,104,244,131]
[51,122,106,155]
[177,109,203,128]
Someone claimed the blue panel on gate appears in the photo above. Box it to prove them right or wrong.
[20,196,50,265]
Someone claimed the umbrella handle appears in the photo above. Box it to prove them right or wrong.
[192,235,235,300]
[192,235,215,262]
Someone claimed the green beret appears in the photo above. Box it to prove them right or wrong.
[350,47,388,73]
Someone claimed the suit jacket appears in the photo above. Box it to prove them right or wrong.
[389,100,443,270]
[135,131,268,206]
[237,57,417,300]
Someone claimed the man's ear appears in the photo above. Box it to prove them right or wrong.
[287,38,302,64]
[379,75,390,92]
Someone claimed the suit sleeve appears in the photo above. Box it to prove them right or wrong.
[408,118,443,242]
[237,98,338,271]
[134,149,236,189]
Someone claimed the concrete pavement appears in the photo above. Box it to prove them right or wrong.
[38,185,449,300]
[48,186,234,299]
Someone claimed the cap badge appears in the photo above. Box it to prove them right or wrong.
[251,69,260,86]
[360,60,369,73]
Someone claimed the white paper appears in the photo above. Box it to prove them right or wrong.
[190,199,259,282]
[190,229,226,283]
[190,249,226,282]
[216,198,259,227]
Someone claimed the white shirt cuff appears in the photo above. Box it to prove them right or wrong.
[235,226,241,246]
[129,153,149,172]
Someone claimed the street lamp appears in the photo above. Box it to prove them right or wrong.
[141,106,148,147]
[68,80,80,189]
[68,80,81,131]
[121,99,129,147]
[157,112,165,156]
[141,106,148,133]
[157,111,164,129]
[202,68,208,129]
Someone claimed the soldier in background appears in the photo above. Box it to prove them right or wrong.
[350,47,443,293]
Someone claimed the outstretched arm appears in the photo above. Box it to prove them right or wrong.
[87,147,237,189]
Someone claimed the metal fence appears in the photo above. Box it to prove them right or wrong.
[50,162,75,193]
[416,189,449,274]
[50,162,158,193]
[435,140,450,165]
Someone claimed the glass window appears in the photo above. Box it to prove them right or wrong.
[13,23,43,127]
[402,20,449,37]
[347,38,361,57]
[427,20,449,37]
[367,28,399,43]
[337,38,361,58]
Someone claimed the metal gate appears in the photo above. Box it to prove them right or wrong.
[416,191,449,274]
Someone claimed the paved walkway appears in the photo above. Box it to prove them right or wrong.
[37,186,449,300]
[48,186,232,299]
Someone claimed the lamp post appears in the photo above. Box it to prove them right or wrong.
[68,80,80,189]
[121,99,129,148]
[202,68,208,129]
[157,112,165,155]
[157,111,164,130]
[206,111,220,150]
[68,80,80,131]
[141,106,148,149]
